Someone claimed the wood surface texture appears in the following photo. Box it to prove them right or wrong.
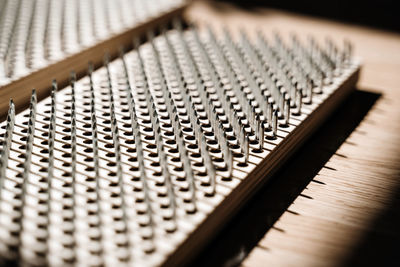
[186,1,400,266]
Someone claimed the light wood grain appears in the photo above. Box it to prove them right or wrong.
[186,1,400,266]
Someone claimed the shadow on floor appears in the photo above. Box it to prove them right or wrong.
[187,88,382,267]
[343,175,400,267]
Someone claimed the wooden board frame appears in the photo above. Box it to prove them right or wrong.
[162,65,360,267]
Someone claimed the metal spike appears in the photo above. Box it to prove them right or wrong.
[158,135,177,232]
[284,98,290,126]
[224,139,233,178]
[272,109,278,138]
[17,89,37,256]
[344,39,352,63]
[258,119,265,150]
[201,135,216,196]
[87,64,104,253]
[0,99,15,188]
[295,88,302,115]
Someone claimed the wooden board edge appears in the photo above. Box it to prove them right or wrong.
[0,3,189,121]
[161,65,361,267]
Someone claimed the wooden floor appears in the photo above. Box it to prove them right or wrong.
[186,1,400,266]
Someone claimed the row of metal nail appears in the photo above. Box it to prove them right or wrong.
[0,0,184,83]
[0,24,354,266]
